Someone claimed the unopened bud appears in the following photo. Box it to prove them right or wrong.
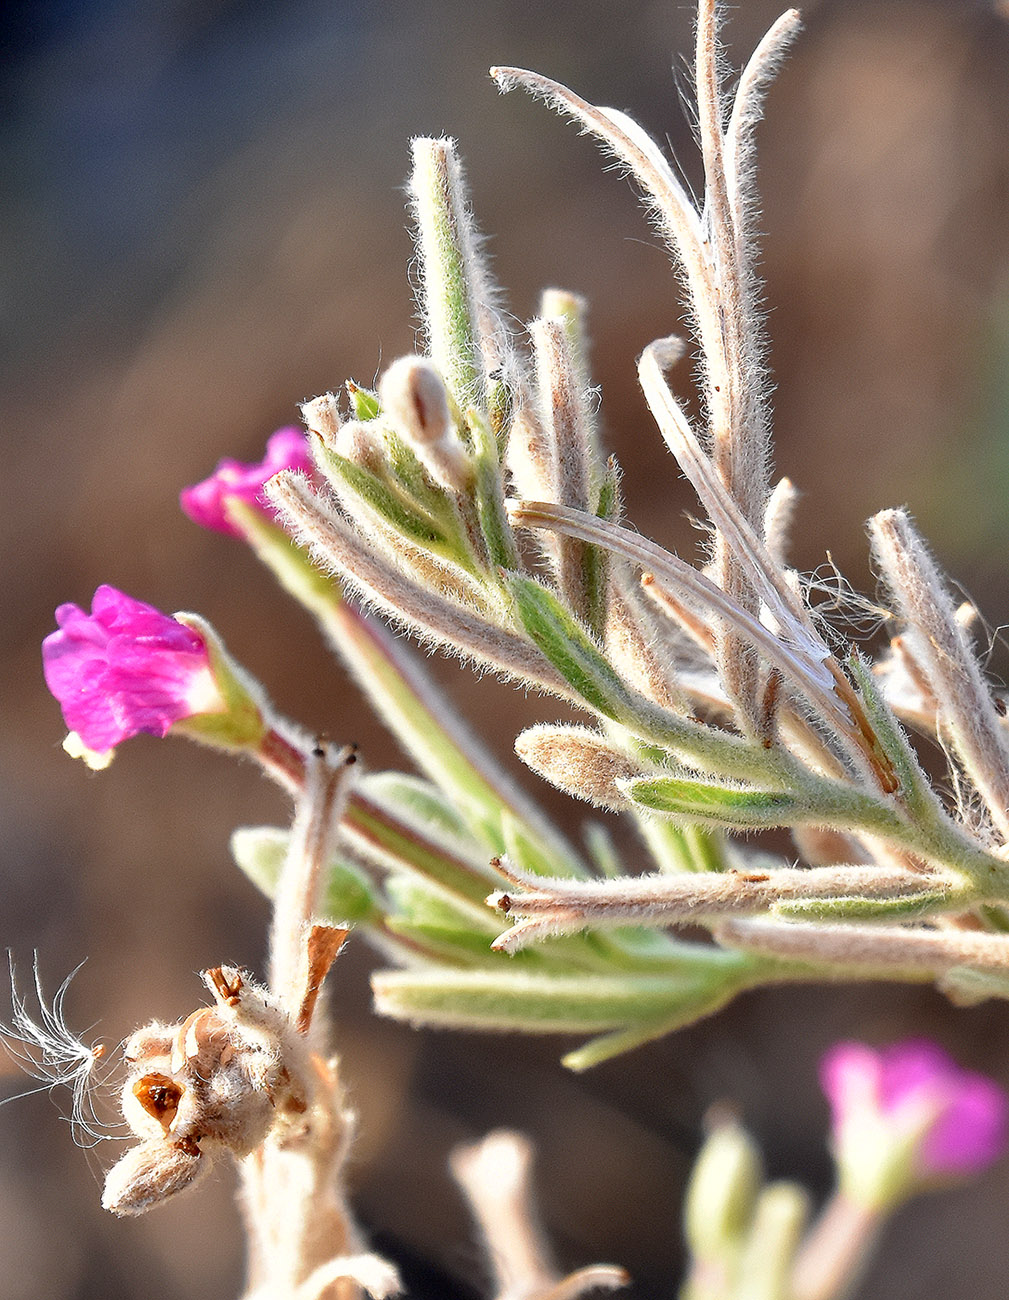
[540,287,586,322]
[301,392,342,442]
[514,724,640,810]
[649,334,686,371]
[684,1115,762,1263]
[380,356,451,446]
[331,420,387,474]
[379,355,471,490]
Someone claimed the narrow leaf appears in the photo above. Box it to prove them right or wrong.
[372,968,724,1034]
[508,575,639,718]
[623,775,800,828]
[773,890,953,923]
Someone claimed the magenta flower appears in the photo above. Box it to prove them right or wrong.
[820,1039,1007,1206]
[42,586,224,761]
[179,428,312,537]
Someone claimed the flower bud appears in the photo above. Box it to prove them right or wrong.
[330,420,387,474]
[684,1116,762,1264]
[102,1138,209,1216]
[380,356,451,446]
[300,392,341,441]
[378,355,471,490]
[514,724,641,810]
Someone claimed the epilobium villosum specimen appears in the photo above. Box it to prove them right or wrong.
[40,4,1009,1068]
[20,1,1009,1294]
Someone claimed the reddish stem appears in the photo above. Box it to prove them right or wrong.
[258,728,308,794]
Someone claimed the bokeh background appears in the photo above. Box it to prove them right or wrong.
[4,0,1009,1296]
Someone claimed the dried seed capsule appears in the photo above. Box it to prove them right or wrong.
[102,1138,209,1216]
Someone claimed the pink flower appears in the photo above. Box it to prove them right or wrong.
[820,1039,1007,1205]
[42,586,224,760]
[179,428,312,537]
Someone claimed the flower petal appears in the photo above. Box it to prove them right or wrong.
[180,428,312,536]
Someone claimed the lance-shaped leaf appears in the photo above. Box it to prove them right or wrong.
[364,772,471,842]
[508,575,636,717]
[529,314,597,621]
[559,981,744,1071]
[506,574,772,782]
[500,810,587,881]
[869,507,1009,838]
[845,651,939,821]
[465,405,519,570]
[268,472,567,696]
[327,608,584,871]
[316,442,450,545]
[487,861,929,952]
[772,892,954,925]
[372,967,736,1037]
[233,493,585,875]
[384,875,502,939]
[621,774,801,829]
[409,138,518,571]
[409,137,493,414]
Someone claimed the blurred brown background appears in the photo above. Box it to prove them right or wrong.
[3,1,1009,1296]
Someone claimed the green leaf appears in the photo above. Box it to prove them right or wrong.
[316,445,451,550]
[385,875,499,935]
[509,575,634,717]
[624,775,800,828]
[584,822,621,877]
[324,607,583,866]
[372,967,728,1036]
[501,809,587,880]
[773,891,951,922]
[230,826,379,925]
[583,462,619,636]
[507,575,769,781]
[464,406,518,570]
[486,369,514,447]
[561,996,728,1069]
[847,651,934,816]
[636,813,731,874]
[383,918,549,970]
[409,138,486,414]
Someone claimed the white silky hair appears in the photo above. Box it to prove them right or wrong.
[0,954,117,1148]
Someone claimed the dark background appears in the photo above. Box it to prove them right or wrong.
[3,1,1009,1296]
